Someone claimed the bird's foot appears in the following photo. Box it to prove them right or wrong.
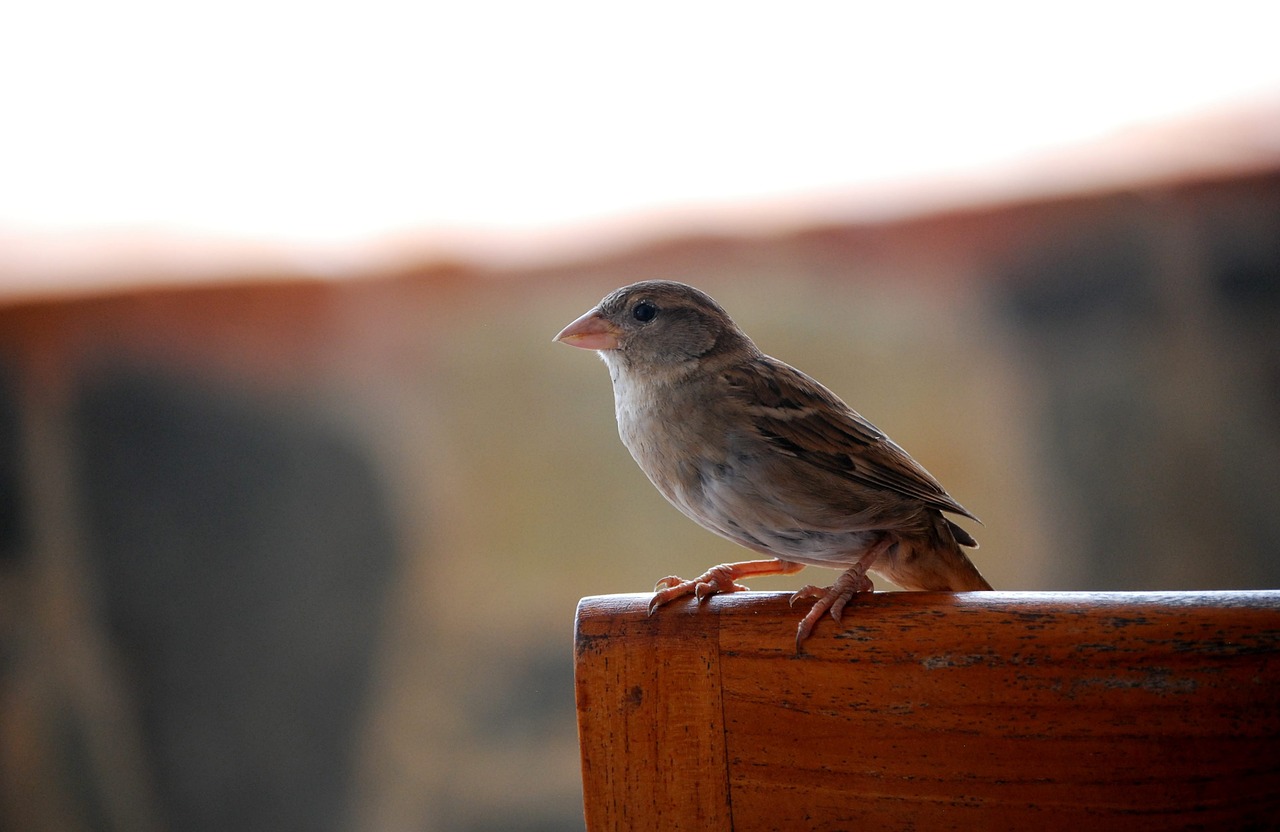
[649,564,752,614]
[789,567,875,650]
[649,558,805,616]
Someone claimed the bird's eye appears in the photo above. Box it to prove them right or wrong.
[632,300,658,322]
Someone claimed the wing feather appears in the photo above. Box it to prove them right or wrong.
[723,356,980,523]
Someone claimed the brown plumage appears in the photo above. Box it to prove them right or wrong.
[555,280,991,648]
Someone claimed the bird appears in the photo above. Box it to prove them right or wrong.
[554,280,991,649]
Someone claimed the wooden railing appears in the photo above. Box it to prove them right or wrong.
[574,591,1280,831]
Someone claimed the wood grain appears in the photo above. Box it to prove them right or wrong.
[574,594,731,830]
[574,590,1280,831]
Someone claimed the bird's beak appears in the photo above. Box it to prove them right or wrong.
[553,308,622,350]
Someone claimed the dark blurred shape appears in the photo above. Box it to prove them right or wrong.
[1000,190,1280,589]
[1204,195,1280,435]
[73,369,398,832]
[0,363,26,565]
[1002,221,1158,325]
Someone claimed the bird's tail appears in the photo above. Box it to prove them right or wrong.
[874,512,993,591]
[947,555,994,591]
[943,517,991,590]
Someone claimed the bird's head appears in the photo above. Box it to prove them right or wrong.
[553,280,753,373]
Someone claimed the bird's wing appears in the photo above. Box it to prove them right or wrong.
[722,355,981,523]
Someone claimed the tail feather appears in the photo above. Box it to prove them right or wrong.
[872,513,992,591]
[947,518,979,548]
[939,515,991,590]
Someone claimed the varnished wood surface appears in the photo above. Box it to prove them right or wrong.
[574,591,1280,831]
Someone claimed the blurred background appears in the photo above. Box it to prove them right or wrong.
[3,2,1280,830]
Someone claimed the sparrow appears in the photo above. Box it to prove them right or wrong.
[554,280,991,649]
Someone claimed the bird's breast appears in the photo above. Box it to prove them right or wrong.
[612,379,725,504]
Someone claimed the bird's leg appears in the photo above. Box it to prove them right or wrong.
[649,558,806,615]
[790,537,894,649]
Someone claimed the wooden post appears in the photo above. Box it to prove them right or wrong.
[574,590,1280,831]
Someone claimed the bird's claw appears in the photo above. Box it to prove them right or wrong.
[788,584,826,608]
[790,571,875,651]
[648,564,751,615]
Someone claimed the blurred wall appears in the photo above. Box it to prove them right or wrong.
[0,169,1277,831]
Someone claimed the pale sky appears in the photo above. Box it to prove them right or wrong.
[2,1,1279,251]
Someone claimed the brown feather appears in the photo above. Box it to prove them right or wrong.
[724,356,981,524]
